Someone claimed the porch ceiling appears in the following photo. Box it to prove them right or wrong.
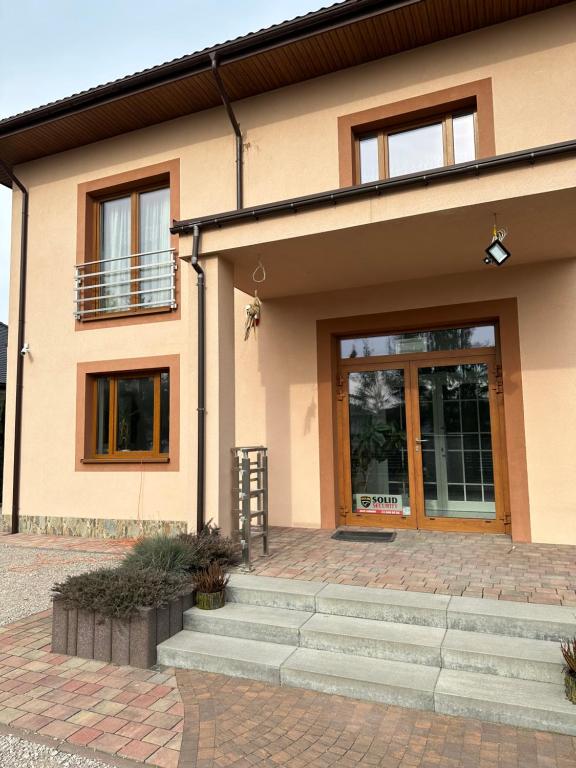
[225,187,576,297]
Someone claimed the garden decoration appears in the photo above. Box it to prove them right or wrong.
[244,259,266,340]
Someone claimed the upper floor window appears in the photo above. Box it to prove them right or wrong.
[98,186,171,314]
[358,111,477,184]
[75,160,180,325]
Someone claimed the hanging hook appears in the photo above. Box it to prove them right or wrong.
[252,259,266,284]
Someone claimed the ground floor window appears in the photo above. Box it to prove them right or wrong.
[92,370,169,460]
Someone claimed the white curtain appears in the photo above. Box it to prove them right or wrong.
[100,197,131,311]
[139,188,170,307]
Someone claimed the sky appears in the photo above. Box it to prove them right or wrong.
[0,0,331,324]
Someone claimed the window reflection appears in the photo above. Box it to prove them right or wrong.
[341,325,495,359]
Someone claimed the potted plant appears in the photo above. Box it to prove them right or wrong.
[193,562,229,610]
[561,637,576,704]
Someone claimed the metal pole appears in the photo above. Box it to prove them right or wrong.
[241,450,251,569]
[190,225,206,533]
[210,53,243,210]
[262,449,269,555]
[0,160,29,535]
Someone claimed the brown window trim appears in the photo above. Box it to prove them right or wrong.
[76,159,180,330]
[76,355,180,472]
[338,79,495,187]
[82,458,170,465]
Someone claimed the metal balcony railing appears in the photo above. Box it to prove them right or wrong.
[74,248,177,319]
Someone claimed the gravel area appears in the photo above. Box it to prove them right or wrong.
[0,543,123,766]
[0,542,120,626]
[0,734,111,767]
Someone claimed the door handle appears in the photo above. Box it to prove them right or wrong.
[415,438,428,444]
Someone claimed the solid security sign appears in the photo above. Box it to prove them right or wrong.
[354,494,403,514]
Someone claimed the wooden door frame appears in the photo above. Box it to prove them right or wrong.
[407,352,506,534]
[338,360,418,530]
[317,298,531,541]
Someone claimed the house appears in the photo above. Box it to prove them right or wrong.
[1,0,575,545]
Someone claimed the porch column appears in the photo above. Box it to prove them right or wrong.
[204,256,235,536]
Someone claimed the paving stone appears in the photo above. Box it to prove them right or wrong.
[316,583,449,627]
[282,648,439,710]
[447,596,576,640]
[435,669,576,736]
[158,631,296,684]
[184,603,313,645]
[300,613,444,665]
[227,574,325,611]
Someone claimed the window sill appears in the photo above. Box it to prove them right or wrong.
[81,457,170,464]
[78,305,175,323]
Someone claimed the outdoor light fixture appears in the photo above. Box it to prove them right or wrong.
[484,215,510,266]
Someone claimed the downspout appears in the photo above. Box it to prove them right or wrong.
[210,53,243,209]
[0,161,29,535]
[190,225,206,533]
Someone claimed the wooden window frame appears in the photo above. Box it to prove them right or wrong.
[90,370,169,462]
[356,109,478,183]
[338,79,495,188]
[76,159,180,330]
[76,355,180,472]
[95,182,170,313]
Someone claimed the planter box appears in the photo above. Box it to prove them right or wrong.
[52,589,194,669]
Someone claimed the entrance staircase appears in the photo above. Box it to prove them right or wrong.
[157,575,576,735]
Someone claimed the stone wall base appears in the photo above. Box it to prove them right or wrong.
[0,514,188,539]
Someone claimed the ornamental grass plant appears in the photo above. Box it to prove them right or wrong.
[178,519,241,570]
[122,534,196,574]
[52,522,239,618]
[52,567,191,619]
[122,522,241,574]
[192,562,230,594]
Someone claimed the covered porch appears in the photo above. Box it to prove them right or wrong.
[192,167,576,546]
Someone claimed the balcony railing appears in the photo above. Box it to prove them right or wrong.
[74,248,177,319]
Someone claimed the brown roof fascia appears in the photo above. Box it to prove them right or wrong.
[0,0,419,136]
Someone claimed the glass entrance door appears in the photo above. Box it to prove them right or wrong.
[411,356,504,532]
[343,364,416,528]
[339,350,505,532]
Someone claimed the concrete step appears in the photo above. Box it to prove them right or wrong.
[183,603,313,646]
[315,583,450,627]
[156,631,296,684]
[227,574,325,611]
[435,668,576,736]
[442,629,563,683]
[282,648,439,710]
[447,596,576,640]
[299,613,444,666]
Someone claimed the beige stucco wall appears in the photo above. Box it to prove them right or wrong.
[235,259,576,546]
[2,3,575,536]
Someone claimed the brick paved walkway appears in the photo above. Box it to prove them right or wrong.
[177,669,576,768]
[0,612,182,766]
[250,528,576,606]
[2,528,576,606]
[1,609,576,767]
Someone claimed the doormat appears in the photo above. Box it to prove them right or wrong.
[331,530,396,543]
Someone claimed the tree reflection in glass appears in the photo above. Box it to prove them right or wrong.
[348,369,408,504]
